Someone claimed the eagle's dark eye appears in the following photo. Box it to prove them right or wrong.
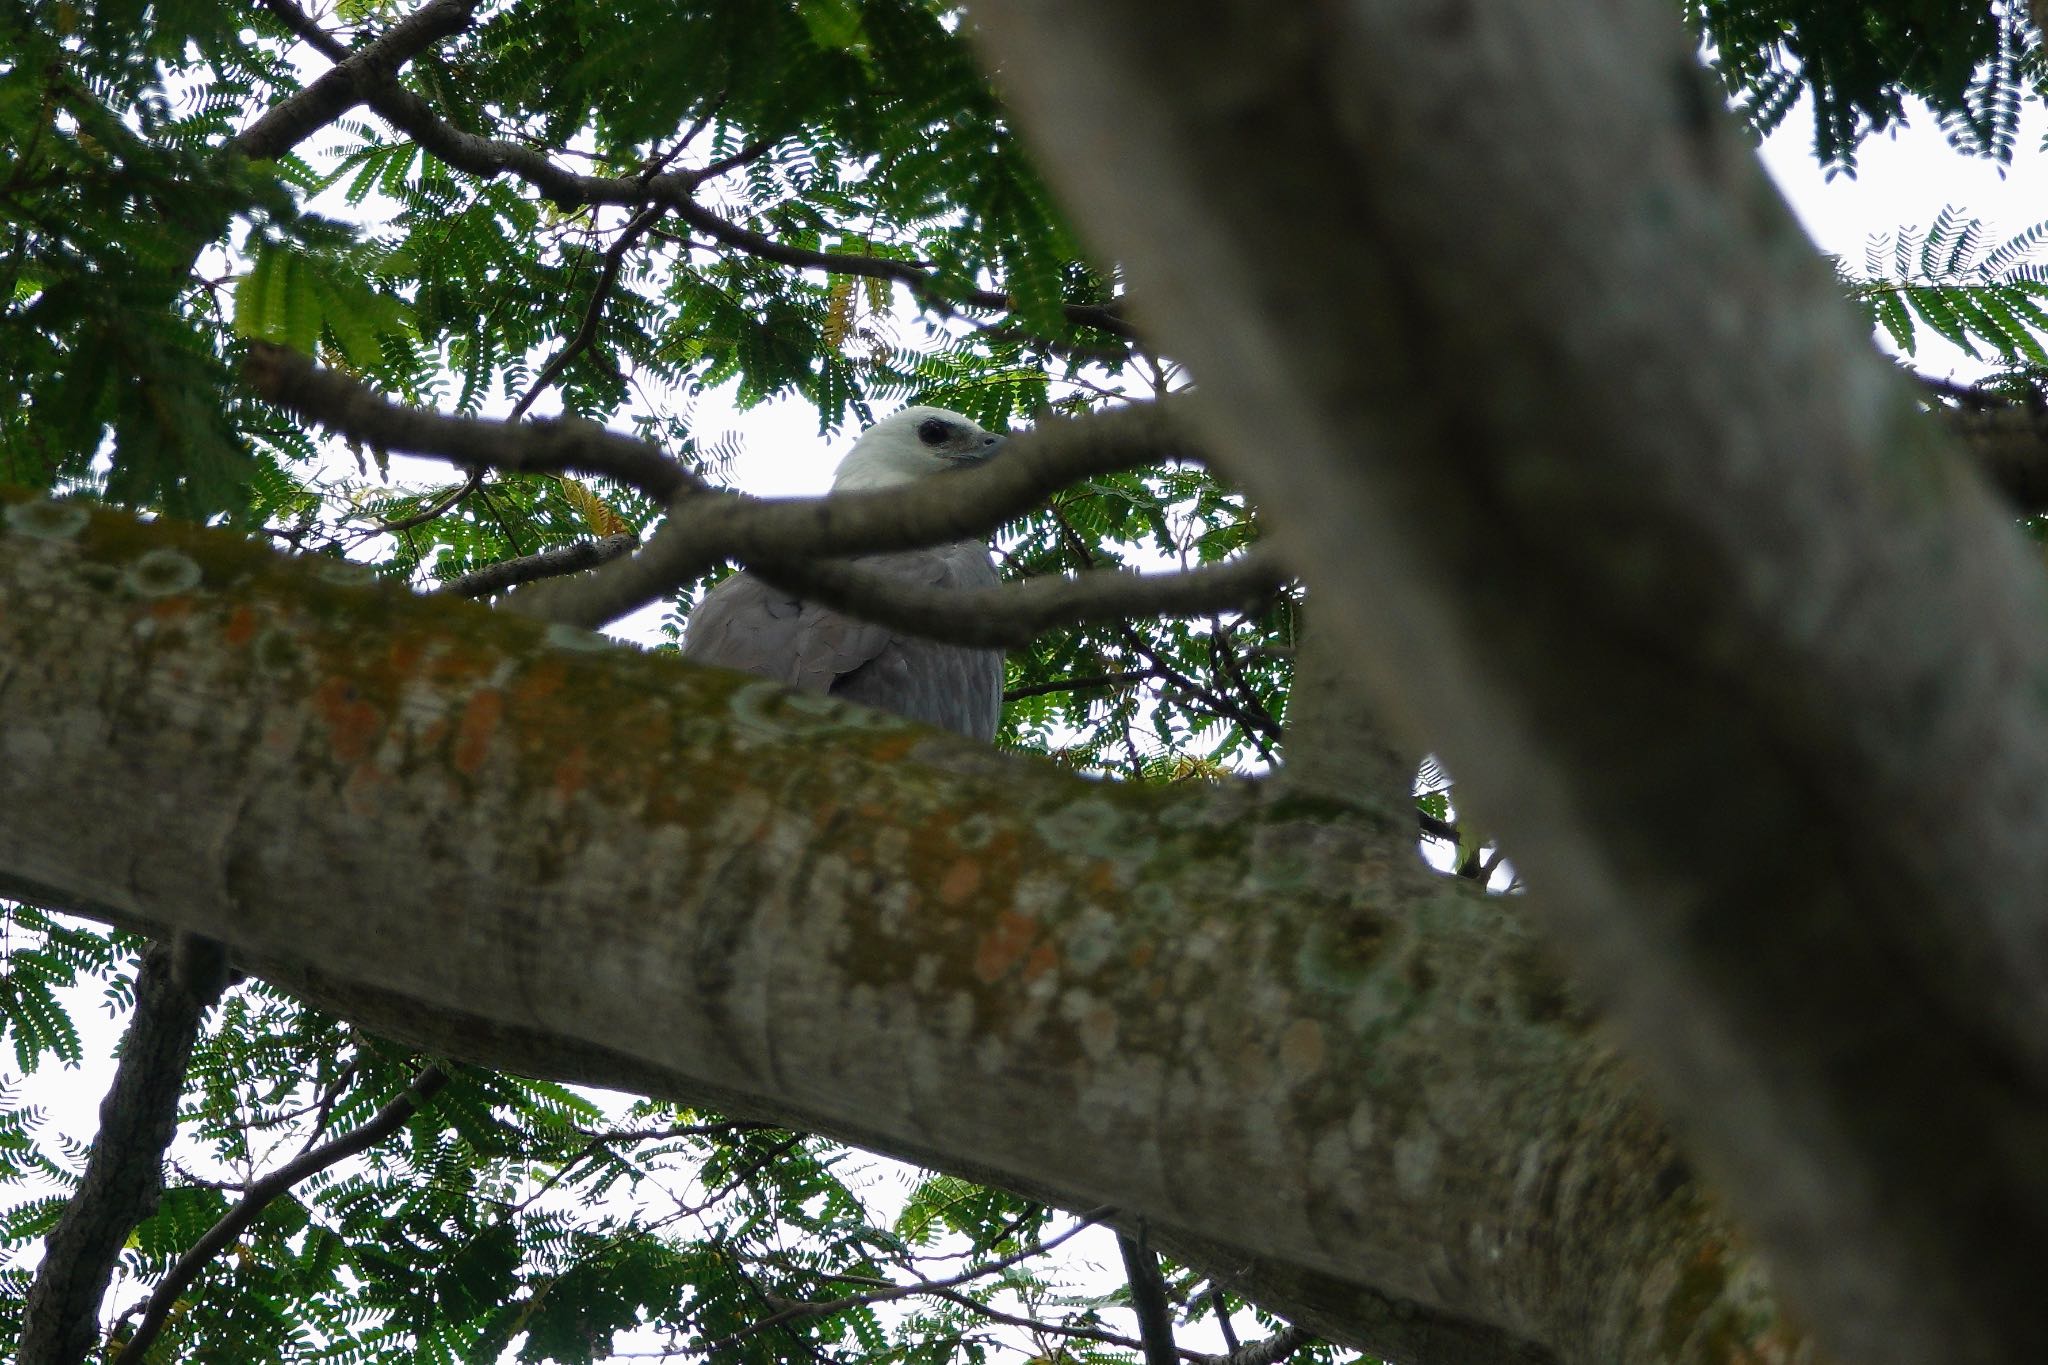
[917,417,952,445]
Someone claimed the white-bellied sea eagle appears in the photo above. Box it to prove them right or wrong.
[681,406,1006,741]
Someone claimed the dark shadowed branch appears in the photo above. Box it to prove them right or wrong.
[1119,1233,1181,1365]
[245,343,694,503]
[342,74,1134,342]
[19,946,226,1365]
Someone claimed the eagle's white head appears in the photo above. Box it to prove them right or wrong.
[830,406,1005,491]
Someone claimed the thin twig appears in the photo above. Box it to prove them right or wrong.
[111,1067,451,1365]
[437,532,640,598]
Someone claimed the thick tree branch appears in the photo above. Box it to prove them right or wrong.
[0,494,1766,1364]
[966,3,2048,1362]
[19,946,225,1365]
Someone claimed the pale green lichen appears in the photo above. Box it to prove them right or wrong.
[543,621,616,652]
[1031,795,1129,859]
[124,548,203,597]
[311,560,379,587]
[727,679,899,737]
[4,499,91,540]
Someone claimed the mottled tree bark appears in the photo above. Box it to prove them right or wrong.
[0,494,1783,1364]
[966,2,2048,1363]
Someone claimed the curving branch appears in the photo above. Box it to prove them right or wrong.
[337,66,1133,341]
[513,403,1208,628]
[696,1210,1111,1355]
[509,201,669,422]
[245,346,1236,638]
[245,343,693,504]
[234,0,480,161]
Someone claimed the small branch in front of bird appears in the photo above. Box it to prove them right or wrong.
[508,402,1207,627]
[377,469,483,535]
[745,549,1289,651]
[437,532,640,599]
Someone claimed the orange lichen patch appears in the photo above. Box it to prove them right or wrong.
[1022,940,1059,983]
[385,642,430,683]
[223,605,260,649]
[510,657,568,706]
[865,733,922,764]
[974,909,1041,985]
[312,677,385,766]
[1129,942,1155,971]
[552,744,590,800]
[938,857,982,907]
[262,718,298,756]
[1087,863,1120,896]
[453,689,505,776]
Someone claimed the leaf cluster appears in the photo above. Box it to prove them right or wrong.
[1689,0,2041,171]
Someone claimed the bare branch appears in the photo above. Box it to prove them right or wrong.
[234,0,480,161]
[694,1209,1113,1355]
[256,0,348,60]
[744,549,1286,651]
[1004,669,1157,702]
[510,202,669,422]
[242,351,1233,638]
[244,343,692,504]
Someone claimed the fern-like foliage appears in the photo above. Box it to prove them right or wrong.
[1846,207,2048,369]
[1689,0,2041,172]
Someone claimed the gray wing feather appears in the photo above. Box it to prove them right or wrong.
[683,541,1004,741]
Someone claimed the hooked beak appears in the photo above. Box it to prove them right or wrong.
[941,432,1006,468]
